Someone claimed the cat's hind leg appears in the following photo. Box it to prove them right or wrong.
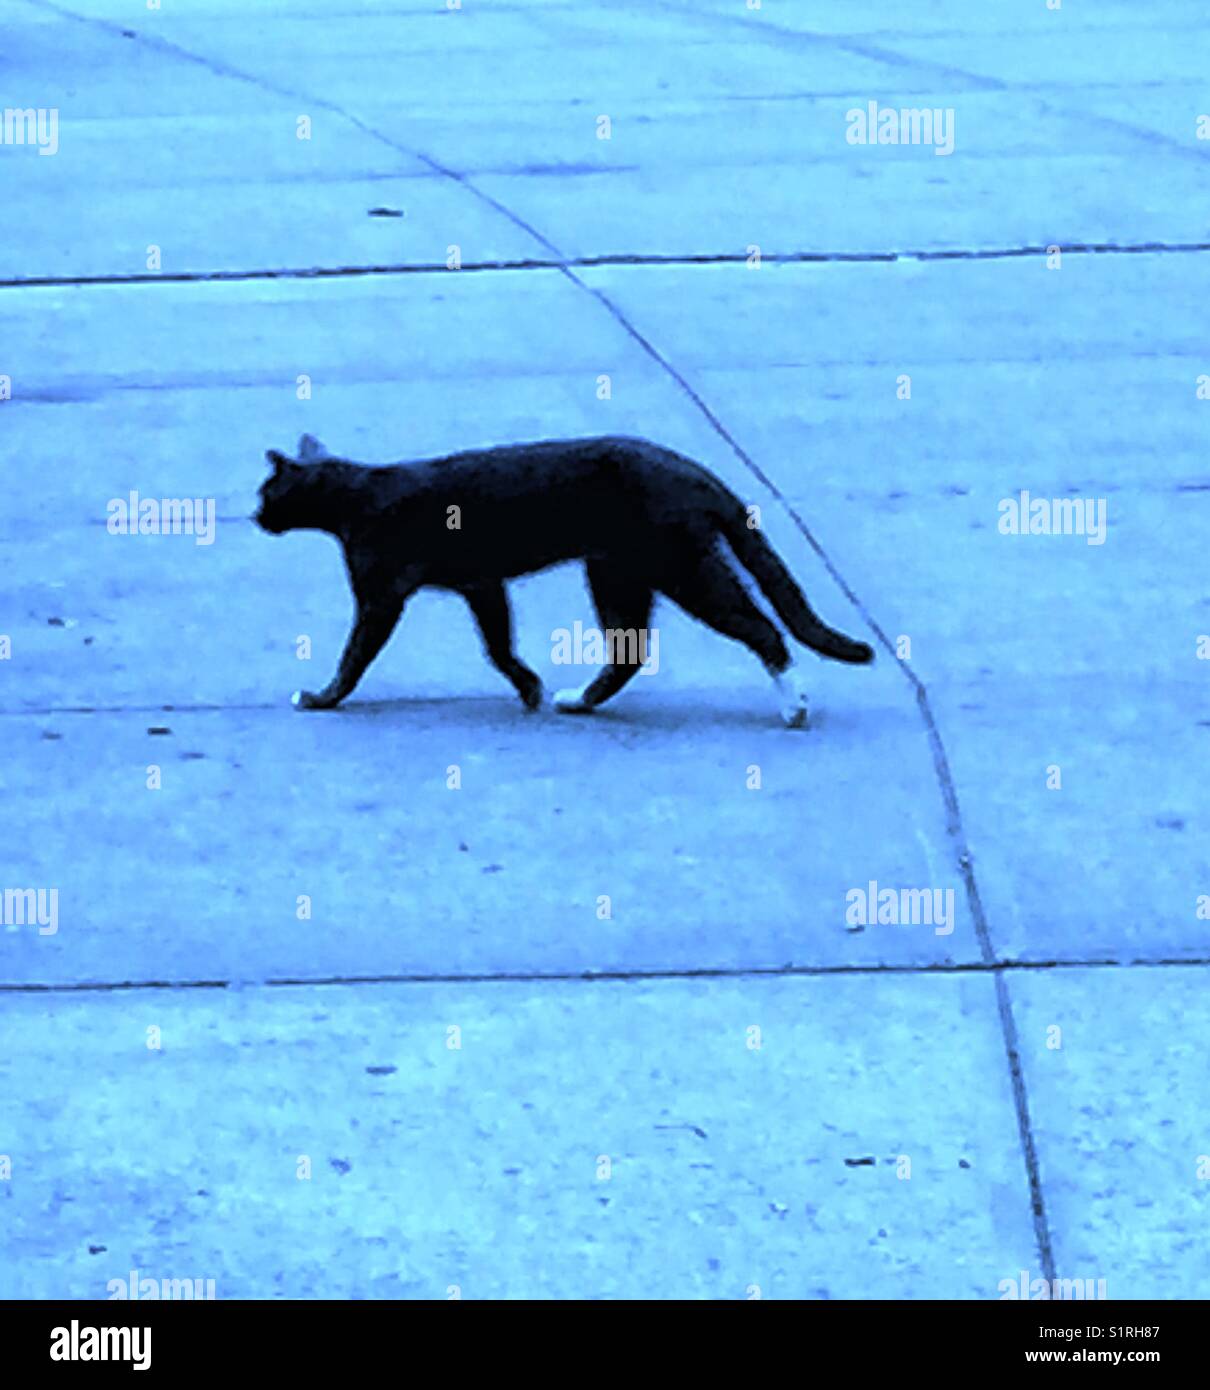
[554,561,654,714]
[461,581,543,710]
[293,595,404,710]
[662,547,808,728]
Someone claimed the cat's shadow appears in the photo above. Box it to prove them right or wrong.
[335,694,837,735]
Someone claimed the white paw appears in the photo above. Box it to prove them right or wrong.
[292,689,333,710]
[774,670,809,729]
[553,687,595,714]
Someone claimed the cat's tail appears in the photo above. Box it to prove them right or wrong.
[721,512,875,665]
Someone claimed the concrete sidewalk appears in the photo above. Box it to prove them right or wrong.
[2,0,1206,1298]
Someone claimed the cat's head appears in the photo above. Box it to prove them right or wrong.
[254,434,333,533]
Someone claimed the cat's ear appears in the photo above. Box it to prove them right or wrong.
[265,449,293,473]
[297,433,329,461]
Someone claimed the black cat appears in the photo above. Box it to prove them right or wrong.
[254,434,873,726]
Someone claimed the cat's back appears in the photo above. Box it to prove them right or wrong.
[412,435,619,492]
[409,434,717,494]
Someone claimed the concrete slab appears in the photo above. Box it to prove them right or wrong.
[13,0,1208,285]
[0,973,1037,1299]
[1009,966,1210,1299]
[574,256,1210,963]
[2,262,960,984]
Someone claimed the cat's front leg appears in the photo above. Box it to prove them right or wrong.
[293,596,404,710]
[460,581,544,711]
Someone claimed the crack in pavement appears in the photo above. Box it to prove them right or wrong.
[28,0,1059,1280]
[3,240,1209,292]
[5,954,1210,996]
